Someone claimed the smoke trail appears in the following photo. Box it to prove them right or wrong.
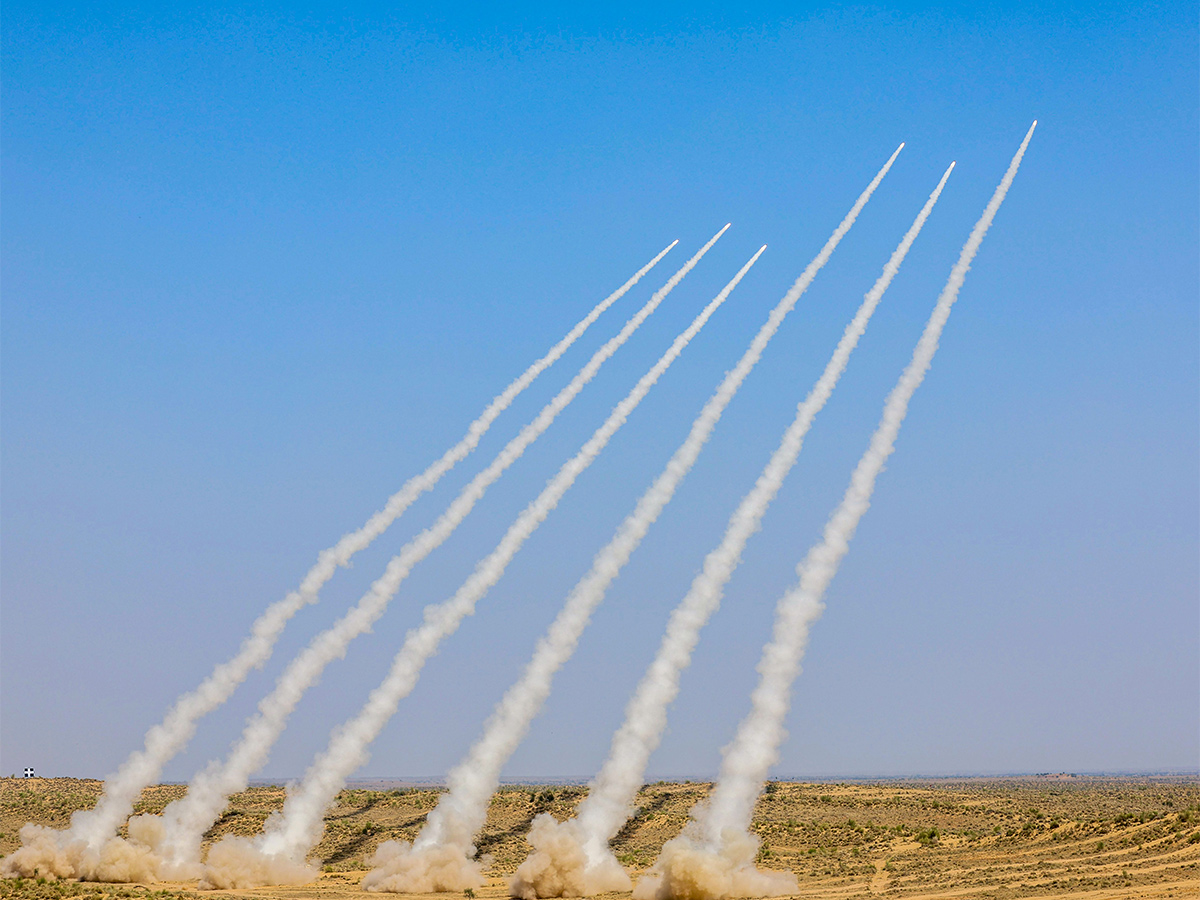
[641,123,1037,900]
[41,232,719,885]
[194,232,750,890]
[506,147,934,900]
[141,228,724,877]
[0,242,675,879]
[359,248,769,892]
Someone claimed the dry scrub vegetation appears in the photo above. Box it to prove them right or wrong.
[2,776,1197,899]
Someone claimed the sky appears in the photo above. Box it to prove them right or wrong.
[2,2,1196,783]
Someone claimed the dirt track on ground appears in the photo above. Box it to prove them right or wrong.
[2,776,1197,899]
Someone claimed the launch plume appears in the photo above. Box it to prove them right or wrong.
[359,248,771,893]
[509,146,932,900]
[700,125,1034,846]
[105,231,721,881]
[0,244,676,881]
[192,227,742,889]
[641,123,1037,900]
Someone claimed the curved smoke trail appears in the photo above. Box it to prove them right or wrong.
[509,153,958,900]
[0,243,676,881]
[643,123,1036,900]
[194,231,751,890]
[131,227,726,877]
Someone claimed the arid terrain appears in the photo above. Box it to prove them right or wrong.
[1,776,1196,900]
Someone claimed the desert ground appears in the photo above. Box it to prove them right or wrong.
[1,776,1196,900]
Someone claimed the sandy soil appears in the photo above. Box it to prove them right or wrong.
[2,776,1197,899]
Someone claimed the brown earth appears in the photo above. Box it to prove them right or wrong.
[2,776,1197,900]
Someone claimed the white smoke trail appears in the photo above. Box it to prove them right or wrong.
[186,225,729,888]
[358,248,771,890]
[111,231,724,880]
[581,156,952,860]
[641,123,1037,900]
[192,234,753,891]
[504,146,929,900]
[0,242,675,875]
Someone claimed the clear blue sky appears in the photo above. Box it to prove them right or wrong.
[2,2,1196,781]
